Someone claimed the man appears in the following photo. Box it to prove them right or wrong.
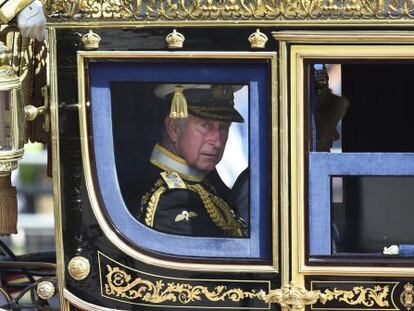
[313,64,350,151]
[137,84,247,238]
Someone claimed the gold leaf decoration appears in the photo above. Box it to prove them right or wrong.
[104,265,262,304]
[401,283,414,311]
[42,0,414,21]
[258,281,326,309]
[323,285,390,307]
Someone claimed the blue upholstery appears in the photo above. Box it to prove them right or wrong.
[88,60,271,259]
[309,152,414,255]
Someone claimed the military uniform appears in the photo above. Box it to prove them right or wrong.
[137,144,247,237]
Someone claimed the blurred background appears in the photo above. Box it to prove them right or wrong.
[2,142,54,255]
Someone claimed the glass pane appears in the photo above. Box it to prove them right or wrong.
[332,176,414,256]
[111,82,249,238]
[310,64,348,152]
[309,63,414,153]
[307,62,414,259]
[0,90,12,151]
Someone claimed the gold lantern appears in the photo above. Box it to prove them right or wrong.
[0,40,26,236]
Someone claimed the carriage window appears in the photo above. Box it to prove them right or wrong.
[307,62,414,259]
[82,54,275,261]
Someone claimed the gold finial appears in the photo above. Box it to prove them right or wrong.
[68,256,91,281]
[81,30,101,50]
[166,29,185,49]
[248,29,268,49]
[36,281,56,300]
[170,85,188,118]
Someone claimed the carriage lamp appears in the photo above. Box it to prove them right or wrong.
[0,41,26,235]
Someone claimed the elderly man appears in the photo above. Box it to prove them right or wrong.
[137,84,247,238]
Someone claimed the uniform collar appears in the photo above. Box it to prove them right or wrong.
[150,144,207,182]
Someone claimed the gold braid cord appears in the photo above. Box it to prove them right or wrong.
[188,183,245,237]
[144,186,166,227]
[143,180,245,236]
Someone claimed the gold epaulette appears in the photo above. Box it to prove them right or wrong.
[160,171,187,189]
[144,186,166,227]
[188,184,247,237]
[0,0,33,23]
[144,171,187,227]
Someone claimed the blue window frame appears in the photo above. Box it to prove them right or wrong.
[87,58,272,259]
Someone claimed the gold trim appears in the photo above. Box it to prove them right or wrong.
[43,0,414,25]
[323,287,390,308]
[77,51,278,273]
[98,251,271,309]
[278,37,290,293]
[48,26,67,311]
[47,21,414,28]
[259,281,325,309]
[144,186,166,227]
[401,283,414,311]
[150,158,205,182]
[154,143,187,165]
[104,265,263,305]
[310,281,399,310]
[188,183,245,237]
[288,42,414,277]
[273,31,414,43]
[270,46,280,288]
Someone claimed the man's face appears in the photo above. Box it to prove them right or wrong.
[174,115,231,172]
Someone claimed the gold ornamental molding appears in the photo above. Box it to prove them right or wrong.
[310,281,399,310]
[259,281,327,310]
[401,283,414,311]
[323,286,390,307]
[43,0,414,25]
[98,252,271,309]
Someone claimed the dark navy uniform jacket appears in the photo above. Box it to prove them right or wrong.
[137,144,246,238]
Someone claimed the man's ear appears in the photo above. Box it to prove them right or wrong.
[164,117,179,143]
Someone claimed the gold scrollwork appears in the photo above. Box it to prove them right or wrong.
[42,0,414,21]
[104,265,262,304]
[258,281,327,310]
[323,285,390,307]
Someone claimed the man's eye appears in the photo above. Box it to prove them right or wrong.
[220,123,230,131]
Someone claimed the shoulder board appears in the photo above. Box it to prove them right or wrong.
[160,171,187,189]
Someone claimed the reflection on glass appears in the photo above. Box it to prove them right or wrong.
[0,91,12,151]
[308,63,414,258]
[331,176,414,255]
[311,64,349,152]
[311,63,414,153]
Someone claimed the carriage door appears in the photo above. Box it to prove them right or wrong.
[274,30,414,311]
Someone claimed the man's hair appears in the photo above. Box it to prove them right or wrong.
[161,116,187,143]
